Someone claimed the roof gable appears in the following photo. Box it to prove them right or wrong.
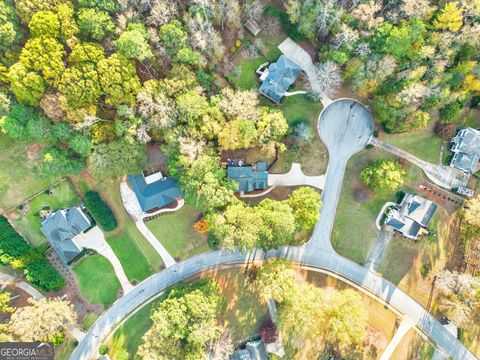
[227,162,268,192]
[259,55,302,103]
[129,173,183,212]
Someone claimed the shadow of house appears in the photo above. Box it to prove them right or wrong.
[128,172,183,213]
[384,193,437,240]
[41,206,91,264]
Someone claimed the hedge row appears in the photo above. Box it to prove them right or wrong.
[84,191,117,231]
[0,216,64,292]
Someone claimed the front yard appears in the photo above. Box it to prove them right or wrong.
[9,179,80,247]
[145,205,209,261]
[73,254,121,308]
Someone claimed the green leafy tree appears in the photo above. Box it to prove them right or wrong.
[178,153,235,212]
[58,63,101,108]
[115,23,152,61]
[68,133,92,157]
[77,8,114,40]
[40,146,85,176]
[7,63,45,105]
[174,47,199,65]
[14,0,64,23]
[84,191,117,231]
[2,103,54,140]
[0,0,21,48]
[175,90,210,126]
[19,36,65,85]
[256,259,297,303]
[138,279,225,360]
[56,2,78,40]
[460,195,480,244]
[433,2,463,32]
[97,54,141,106]
[88,140,147,177]
[257,199,296,249]
[28,10,59,38]
[360,159,405,192]
[68,42,105,64]
[159,20,188,51]
[287,187,322,232]
[77,0,117,13]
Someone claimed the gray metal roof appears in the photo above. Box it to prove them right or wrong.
[128,173,183,212]
[41,207,91,264]
[227,162,268,193]
[450,128,480,173]
[259,55,302,103]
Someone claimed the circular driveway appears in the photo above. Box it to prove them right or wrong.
[318,98,373,159]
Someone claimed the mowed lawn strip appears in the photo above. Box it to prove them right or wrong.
[11,180,80,247]
[0,134,60,210]
[145,205,209,261]
[71,176,163,283]
[332,148,422,264]
[73,254,121,308]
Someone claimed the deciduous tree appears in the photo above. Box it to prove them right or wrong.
[287,187,322,232]
[360,159,405,192]
[77,8,115,40]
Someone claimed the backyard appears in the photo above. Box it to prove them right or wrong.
[71,175,164,283]
[73,254,121,308]
[145,205,209,261]
[0,134,60,210]
[9,179,80,247]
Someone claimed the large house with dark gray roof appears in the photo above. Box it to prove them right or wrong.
[128,171,183,213]
[227,161,268,193]
[450,127,480,174]
[258,55,302,103]
[384,193,437,240]
[232,340,268,360]
[41,206,91,264]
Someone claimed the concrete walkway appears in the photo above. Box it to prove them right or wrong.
[278,38,331,106]
[379,318,415,360]
[120,181,179,267]
[0,271,44,301]
[75,226,134,294]
[268,163,325,190]
[370,138,469,190]
[364,229,394,271]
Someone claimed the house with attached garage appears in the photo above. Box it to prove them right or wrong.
[41,206,92,264]
[450,127,480,174]
[383,193,437,240]
[227,160,268,193]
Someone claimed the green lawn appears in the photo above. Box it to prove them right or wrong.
[109,303,154,359]
[0,134,60,210]
[11,180,80,246]
[145,205,209,261]
[54,335,78,360]
[382,126,443,164]
[71,176,163,283]
[73,254,121,308]
[332,148,423,264]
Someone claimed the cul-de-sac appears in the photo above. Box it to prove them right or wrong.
[0,0,479,359]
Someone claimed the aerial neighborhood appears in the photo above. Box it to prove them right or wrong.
[0,0,480,359]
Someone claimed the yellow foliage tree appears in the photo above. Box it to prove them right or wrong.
[433,2,463,31]
[462,74,480,92]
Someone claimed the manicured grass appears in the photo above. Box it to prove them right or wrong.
[71,175,163,283]
[0,134,60,210]
[73,254,121,308]
[390,329,435,360]
[332,148,423,264]
[382,126,443,164]
[11,180,80,246]
[82,312,100,331]
[109,303,154,360]
[270,95,327,176]
[145,205,209,261]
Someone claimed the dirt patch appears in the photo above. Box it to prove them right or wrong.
[242,186,297,205]
[146,144,168,175]
[353,186,372,202]
[418,181,464,214]
[26,144,42,161]
[0,285,31,323]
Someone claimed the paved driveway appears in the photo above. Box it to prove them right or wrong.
[268,163,325,189]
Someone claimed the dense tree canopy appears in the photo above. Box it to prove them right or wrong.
[360,159,405,192]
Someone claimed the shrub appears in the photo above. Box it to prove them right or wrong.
[439,102,462,123]
[84,191,117,231]
[99,344,109,355]
[260,319,278,344]
[0,216,64,291]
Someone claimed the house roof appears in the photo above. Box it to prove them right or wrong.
[41,207,91,264]
[232,340,268,360]
[227,162,268,193]
[259,55,302,103]
[450,127,480,173]
[384,193,437,240]
[128,172,183,212]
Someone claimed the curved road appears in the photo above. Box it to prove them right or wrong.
[71,99,476,360]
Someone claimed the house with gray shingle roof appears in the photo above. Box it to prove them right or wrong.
[450,127,480,174]
[258,55,302,103]
[128,171,183,213]
[231,340,268,360]
[41,206,91,264]
[227,161,268,193]
[384,193,437,240]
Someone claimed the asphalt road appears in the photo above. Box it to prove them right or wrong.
[70,99,477,360]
